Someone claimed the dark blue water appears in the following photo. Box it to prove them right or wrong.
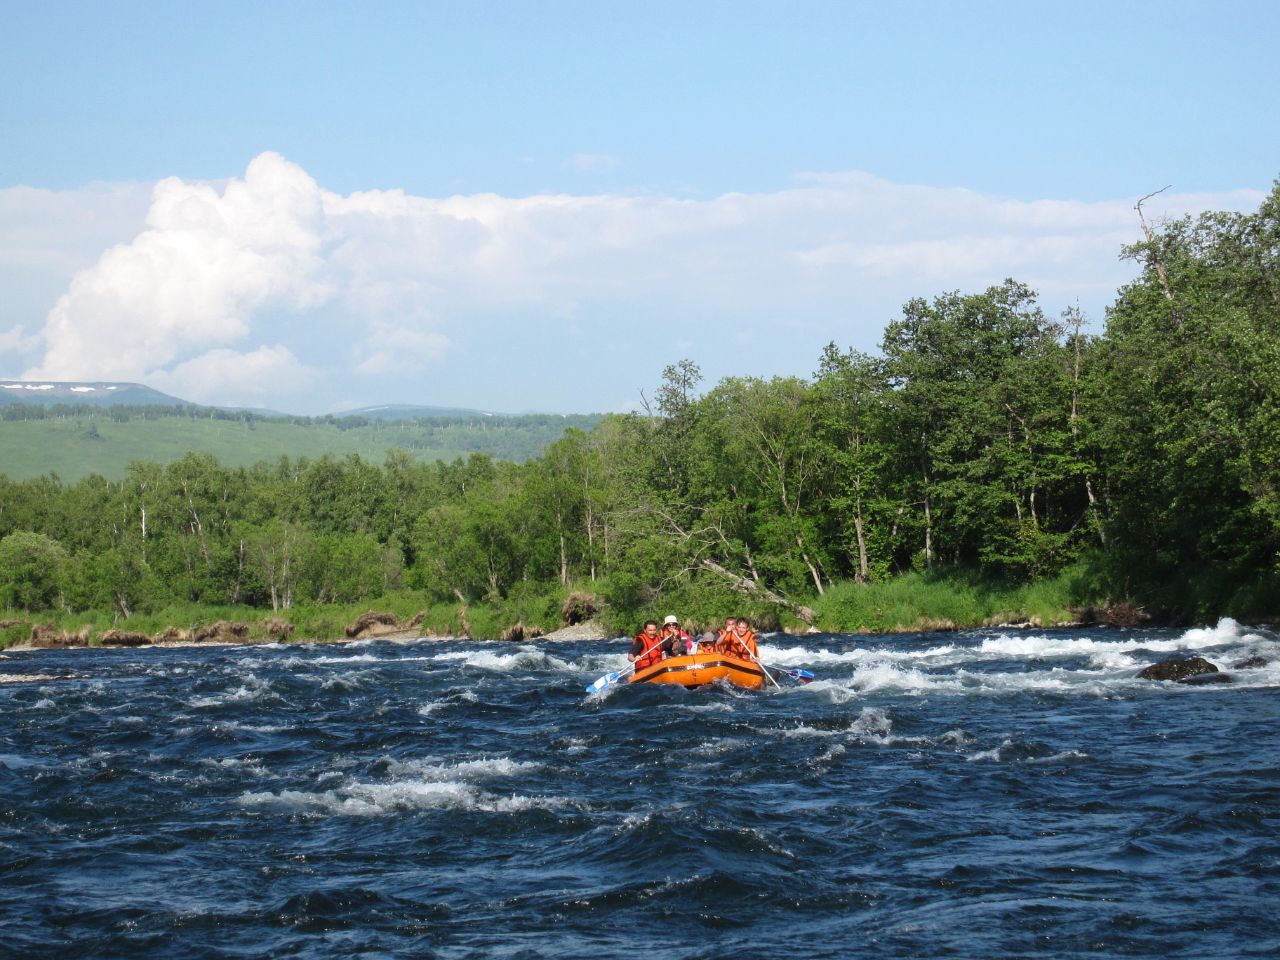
[2,620,1278,959]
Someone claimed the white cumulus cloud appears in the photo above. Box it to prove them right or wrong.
[5,154,1266,412]
[22,152,330,390]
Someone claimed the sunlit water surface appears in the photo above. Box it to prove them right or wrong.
[2,620,1278,958]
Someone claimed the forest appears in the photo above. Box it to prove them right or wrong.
[2,185,1277,639]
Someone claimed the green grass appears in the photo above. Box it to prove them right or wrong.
[812,563,1108,633]
[0,412,600,481]
[14,561,1262,651]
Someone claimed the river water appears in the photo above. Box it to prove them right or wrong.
[2,619,1277,959]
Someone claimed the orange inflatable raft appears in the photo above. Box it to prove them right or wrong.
[629,651,767,690]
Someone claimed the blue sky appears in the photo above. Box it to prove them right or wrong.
[1,1,1276,413]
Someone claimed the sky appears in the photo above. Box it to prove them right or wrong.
[1,0,1275,414]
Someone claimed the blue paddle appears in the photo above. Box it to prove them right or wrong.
[584,637,665,694]
[584,668,629,694]
[778,667,815,683]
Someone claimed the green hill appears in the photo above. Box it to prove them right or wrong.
[0,410,601,481]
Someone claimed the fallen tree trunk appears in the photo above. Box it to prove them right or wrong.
[697,558,815,625]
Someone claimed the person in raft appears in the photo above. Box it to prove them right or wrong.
[718,616,735,644]
[629,620,665,670]
[660,614,695,657]
[719,616,759,660]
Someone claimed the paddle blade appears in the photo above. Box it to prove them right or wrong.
[787,669,816,683]
[585,671,622,694]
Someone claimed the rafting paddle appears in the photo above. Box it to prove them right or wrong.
[776,667,815,683]
[583,637,665,694]
[584,667,631,694]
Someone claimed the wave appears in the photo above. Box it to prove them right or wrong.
[238,753,561,818]
[431,646,577,673]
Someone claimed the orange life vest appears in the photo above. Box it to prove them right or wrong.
[631,632,664,670]
[722,628,758,660]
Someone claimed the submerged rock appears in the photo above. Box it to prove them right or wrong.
[1232,655,1268,669]
[1137,656,1221,683]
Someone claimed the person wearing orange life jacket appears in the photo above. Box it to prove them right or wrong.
[629,620,665,671]
[721,616,759,660]
[714,615,737,654]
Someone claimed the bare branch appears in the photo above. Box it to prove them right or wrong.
[1135,185,1175,303]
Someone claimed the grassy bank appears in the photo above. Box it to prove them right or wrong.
[7,561,1270,651]
[810,564,1110,632]
[1,566,1111,650]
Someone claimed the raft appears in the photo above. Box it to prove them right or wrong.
[629,651,766,689]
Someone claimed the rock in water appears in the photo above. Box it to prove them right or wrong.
[1137,656,1221,683]
[1232,655,1268,669]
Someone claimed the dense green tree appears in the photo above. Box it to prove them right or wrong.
[0,531,68,611]
[1096,181,1280,610]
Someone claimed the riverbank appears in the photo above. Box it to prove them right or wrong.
[5,564,1269,652]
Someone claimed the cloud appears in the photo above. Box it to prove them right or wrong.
[0,324,37,369]
[23,152,329,384]
[147,345,312,406]
[7,155,1266,412]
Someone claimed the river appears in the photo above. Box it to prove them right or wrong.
[2,619,1277,958]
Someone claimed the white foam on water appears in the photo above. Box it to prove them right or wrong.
[383,755,541,781]
[1027,749,1089,764]
[967,739,1013,762]
[778,706,921,745]
[764,620,1278,685]
[320,675,363,692]
[432,646,575,673]
[213,720,293,734]
[200,756,271,778]
[238,777,568,817]
[678,702,735,713]
[1089,649,1142,670]
[763,643,959,666]
[849,661,952,694]
[187,675,279,709]
[688,737,749,758]
[32,698,55,710]
[780,724,841,739]
[850,706,893,738]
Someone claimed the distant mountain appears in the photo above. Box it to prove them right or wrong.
[0,381,557,422]
[333,403,492,420]
[0,380,190,407]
